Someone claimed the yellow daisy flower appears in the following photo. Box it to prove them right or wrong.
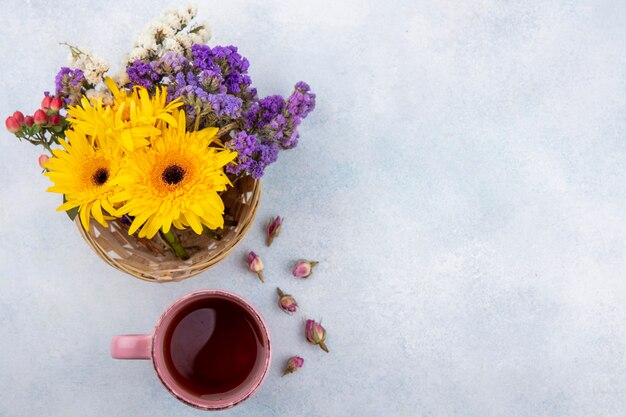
[67,78,183,152]
[43,129,123,230]
[111,110,237,239]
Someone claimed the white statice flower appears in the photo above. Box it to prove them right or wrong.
[128,47,149,62]
[155,23,176,39]
[138,36,158,52]
[173,23,211,52]
[162,13,183,31]
[85,88,113,106]
[112,69,130,86]
[186,4,198,18]
[71,51,109,85]
[195,26,212,43]
[127,5,204,63]
[188,33,205,48]
[174,7,194,28]
[174,32,193,50]
[162,38,184,55]
[146,21,177,46]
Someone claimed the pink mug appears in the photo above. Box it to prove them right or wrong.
[111,290,271,410]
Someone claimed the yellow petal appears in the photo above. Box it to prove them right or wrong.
[105,77,121,98]
[183,211,203,234]
[91,200,104,225]
[156,113,178,127]
[57,200,80,212]
[121,129,134,151]
[79,204,91,231]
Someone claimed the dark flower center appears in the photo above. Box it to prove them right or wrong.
[162,164,185,185]
[92,168,109,185]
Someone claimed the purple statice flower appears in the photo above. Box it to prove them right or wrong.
[280,129,300,149]
[211,46,251,93]
[126,60,161,90]
[247,141,280,179]
[185,70,204,88]
[172,71,192,89]
[198,69,221,80]
[191,44,252,95]
[268,114,287,140]
[286,81,316,119]
[250,82,314,151]
[174,85,210,102]
[198,69,227,94]
[225,134,279,179]
[191,44,218,71]
[258,140,279,165]
[168,70,206,103]
[159,52,189,73]
[244,103,260,128]
[225,160,246,176]
[278,114,303,150]
[259,110,303,150]
[246,95,285,129]
[207,94,243,118]
[212,46,250,73]
[55,67,84,91]
[226,131,257,160]
[55,67,85,105]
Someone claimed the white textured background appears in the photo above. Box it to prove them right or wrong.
[0,1,625,416]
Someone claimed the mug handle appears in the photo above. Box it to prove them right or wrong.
[111,334,152,360]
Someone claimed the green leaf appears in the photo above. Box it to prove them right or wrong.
[188,25,205,34]
[63,195,79,221]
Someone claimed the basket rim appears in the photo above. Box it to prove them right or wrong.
[76,178,261,282]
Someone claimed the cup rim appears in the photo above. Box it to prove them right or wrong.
[150,289,272,410]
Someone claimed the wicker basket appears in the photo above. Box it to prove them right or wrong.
[76,175,261,282]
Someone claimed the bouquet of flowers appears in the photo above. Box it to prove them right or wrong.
[4,6,315,277]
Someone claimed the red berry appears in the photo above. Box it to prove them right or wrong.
[50,97,63,112]
[49,114,61,125]
[5,116,20,133]
[23,116,35,127]
[41,96,53,110]
[33,109,47,125]
[12,111,24,124]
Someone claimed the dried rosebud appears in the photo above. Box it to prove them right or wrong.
[38,154,49,169]
[277,288,298,314]
[33,109,47,125]
[5,116,20,133]
[266,216,282,246]
[23,116,34,127]
[305,319,329,352]
[50,97,63,112]
[292,260,319,278]
[282,356,304,376]
[247,251,264,282]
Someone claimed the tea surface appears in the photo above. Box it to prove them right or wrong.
[163,298,261,398]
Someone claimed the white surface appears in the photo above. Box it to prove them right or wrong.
[0,1,625,416]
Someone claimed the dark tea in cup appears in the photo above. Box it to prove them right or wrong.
[163,297,265,398]
[112,290,271,410]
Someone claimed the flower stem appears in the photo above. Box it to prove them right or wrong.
[193,104,202,131]
[203,227,222,241]
[41,140,52,153]
[160,229,189,260]
[319,341,329,353]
